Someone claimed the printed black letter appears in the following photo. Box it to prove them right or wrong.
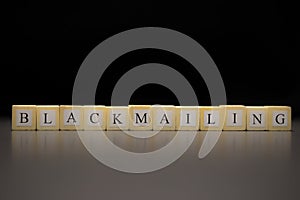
[20,113,29,123]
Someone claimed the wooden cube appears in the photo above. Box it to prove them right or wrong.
[152,105,176,130]
[129,105,152,130]
[199,106,225,130]
[84,105,106,130]
[59,105,84,130]
[246,106,267,130]
[175,106,199,130]
[222,105,246,130]
[266,106,291,130]
[107,106,129,131]
[12,105,37,130]
[37,105,59,130]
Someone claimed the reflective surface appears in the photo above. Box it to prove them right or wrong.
[1,117,300,200]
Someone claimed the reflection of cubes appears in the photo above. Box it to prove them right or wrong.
[37,105,59,130]
[246,106,267,130]
[152,105,176,131]
[106,106,129,131]
[200,106,225,130]
[84,106,106,130]
[222,105,246,130]
[129,105,152,130]
[12,105,37,130]
[266,106,291,130]
[175,106,199,130]
[59,105,84,130]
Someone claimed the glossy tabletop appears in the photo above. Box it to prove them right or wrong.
[1,117,300,200]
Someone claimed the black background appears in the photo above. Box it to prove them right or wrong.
[2,1,299,116]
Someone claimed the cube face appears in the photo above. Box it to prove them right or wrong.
[37,106,60,130]
[175,106,199,130]
[200,106,225,130]
[59,105,84,130]
[246,107,267,130]
[129,105,152,130]
[83,106,107,130]
[152,105,176,130]
[107,106,129,130]
[222,105,246,130]
[266,106,291,130]
[12,105,37,130]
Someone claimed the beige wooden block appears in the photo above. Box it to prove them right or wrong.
[36,105,59,130]
[175,106,199,130]
[83,106,106,130]
[107,106,129,131]
[129,105,152,130]
[266,106,291,131]
[199,106,225,130]
[246,106,267,130]
[152,105,176,131]
[59,105,84,130]
[12,105,37,130]
[222,105,246,130]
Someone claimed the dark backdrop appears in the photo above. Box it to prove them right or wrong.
[2,1,299,116]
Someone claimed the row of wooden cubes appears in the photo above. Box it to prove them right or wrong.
[11,105,291,131]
